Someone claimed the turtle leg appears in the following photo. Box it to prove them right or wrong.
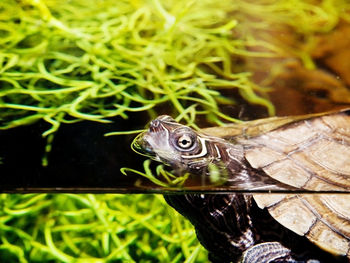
[240,241,320,263]
[164,193,258,262]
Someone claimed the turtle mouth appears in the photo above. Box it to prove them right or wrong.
[132,132,156,157]
[132,115,182,164]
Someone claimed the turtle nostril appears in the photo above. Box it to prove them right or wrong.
[149,120,161,132]
[150,120,160,127]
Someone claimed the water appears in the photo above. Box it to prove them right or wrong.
[1,11,350,193]
[1,1,350,263]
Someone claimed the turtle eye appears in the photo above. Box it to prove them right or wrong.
[177,134,194,149]
[172,128,198,152]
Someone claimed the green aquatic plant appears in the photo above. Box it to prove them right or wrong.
[121,159,191,188]
[1,0,349,135]
[0,193,207,263]
[0,0,279,137]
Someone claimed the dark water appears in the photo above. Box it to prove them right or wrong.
[0,113,153,192]
[1,108,350,193]
[0,91,281,193]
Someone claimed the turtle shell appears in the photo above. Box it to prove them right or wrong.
[202,108,350,258]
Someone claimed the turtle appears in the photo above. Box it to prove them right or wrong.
[133,108,350,263]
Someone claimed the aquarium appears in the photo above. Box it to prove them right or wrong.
[0,0,350,262]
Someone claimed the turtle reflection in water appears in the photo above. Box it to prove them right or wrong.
[134,109,350,263]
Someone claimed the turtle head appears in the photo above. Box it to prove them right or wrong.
[133,115,225,172]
